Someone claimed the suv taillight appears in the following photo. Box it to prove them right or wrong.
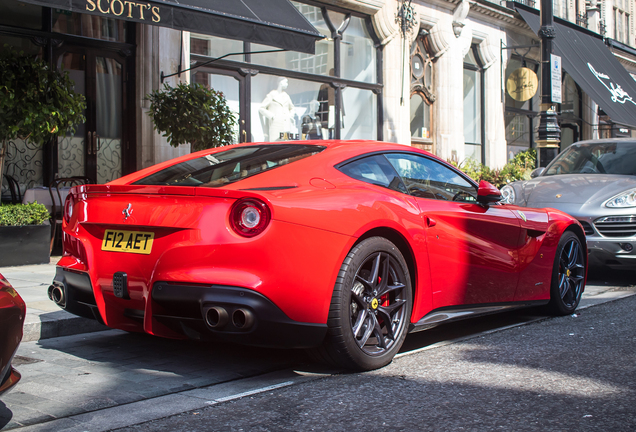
[230,198,271,237]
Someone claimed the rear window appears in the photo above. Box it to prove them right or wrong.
[133,145,325,187]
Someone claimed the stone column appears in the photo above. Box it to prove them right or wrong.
[372,0,419,145]
[428,0,472,163]
[479,36,507,169]
[136,25,191,170]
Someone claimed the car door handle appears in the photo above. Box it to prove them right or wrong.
[426,216,437,227]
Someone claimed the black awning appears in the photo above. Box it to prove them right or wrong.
[517,6,636,128]
[20,0,323,54]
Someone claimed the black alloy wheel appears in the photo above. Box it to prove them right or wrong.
[548,231,586,315]
[312,237,412,371]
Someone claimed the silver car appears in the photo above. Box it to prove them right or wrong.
[501,139,636,269]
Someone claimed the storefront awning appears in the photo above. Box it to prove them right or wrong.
[19,0,323,54]
[516,6,636,128]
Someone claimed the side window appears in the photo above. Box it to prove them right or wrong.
[339,155,407,193]
[385,153,477,202]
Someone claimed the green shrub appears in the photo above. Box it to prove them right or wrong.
[146,82,236,152]
[0,202,50,226]
[451,149,536,188]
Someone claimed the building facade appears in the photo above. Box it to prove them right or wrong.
[2,0,636,194]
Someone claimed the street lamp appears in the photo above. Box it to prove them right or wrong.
[536,0,561,166]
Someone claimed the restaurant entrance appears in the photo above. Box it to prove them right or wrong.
[53,46,132,183]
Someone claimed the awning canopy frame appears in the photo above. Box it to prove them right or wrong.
[516,4,636,128]
[17,0,323,54]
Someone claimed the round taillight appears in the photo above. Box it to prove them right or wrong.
[230,198,271,238]
[63,194,74,224]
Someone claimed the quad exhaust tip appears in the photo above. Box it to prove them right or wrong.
[232,308,254,330]
[203,306,255,331]
[204,306,229,329]
[48,284,65,306]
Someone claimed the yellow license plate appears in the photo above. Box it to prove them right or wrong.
[102,230,154,254]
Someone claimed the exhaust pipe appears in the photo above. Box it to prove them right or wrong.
[232,308,255,330]
[204,306,229,329]
[48,284,65,307]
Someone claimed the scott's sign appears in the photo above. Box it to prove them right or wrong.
[85,0,160,22]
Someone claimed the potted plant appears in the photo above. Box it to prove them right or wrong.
[0,202,50,266]
[0,47,86,265]
[146,82,236,151]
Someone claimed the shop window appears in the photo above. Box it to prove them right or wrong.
[52,11,126,43]
[190,1,381,143]
[341,16,377,83]
[559,73,581,150]
[410,36,435,151]
[341,87,377,140]
[250,3,332,76]
[251,75,324,142]
[504,56,540,159]
[463,46,484,163]
[190,35,244,61]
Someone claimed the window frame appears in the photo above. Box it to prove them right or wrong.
[463,44,486,164]
[336,151,478,202]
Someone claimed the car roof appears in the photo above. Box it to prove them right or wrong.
[571,138,636,146]
[111,140,443,185]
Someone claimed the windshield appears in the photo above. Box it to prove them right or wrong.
[133,145,325,186]
[544,142,636,176]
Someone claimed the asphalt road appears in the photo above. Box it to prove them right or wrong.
[114,293,636,432]
[1,270,634,431]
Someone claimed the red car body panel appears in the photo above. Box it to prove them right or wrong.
[52,140,586,347]
[0,274,25,397]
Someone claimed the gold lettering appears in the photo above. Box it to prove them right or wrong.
[97,0,110,14]
[151,6,160,22]
[86,0,96,12]
[111,0,124,15]
[135,2,149,20]
[124,1,134,18]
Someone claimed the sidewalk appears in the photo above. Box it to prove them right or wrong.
[1,257,634,343]
[0,257,106,342]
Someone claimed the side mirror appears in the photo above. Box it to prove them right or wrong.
[476,180,502,205]
[530,167,545,178]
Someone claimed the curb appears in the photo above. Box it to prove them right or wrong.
[23,310,108,343]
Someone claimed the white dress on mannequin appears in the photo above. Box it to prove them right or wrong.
[259,78,295,141]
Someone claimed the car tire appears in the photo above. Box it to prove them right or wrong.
[311,237,412,371]
[546,231,586,316]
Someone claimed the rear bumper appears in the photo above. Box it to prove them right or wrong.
[151,283,327,349]
[51,268,327,349]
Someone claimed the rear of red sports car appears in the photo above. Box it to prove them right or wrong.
[49,143,353,348]
[0,274,25,397]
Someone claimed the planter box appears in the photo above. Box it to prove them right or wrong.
[0,224,50,266]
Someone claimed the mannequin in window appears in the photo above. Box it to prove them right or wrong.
[259,78,295,141]
[301,100,322,140]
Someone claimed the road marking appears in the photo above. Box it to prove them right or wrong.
[206,381,296,405]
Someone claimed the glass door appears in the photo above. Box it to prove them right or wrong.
[55,48,127,183]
